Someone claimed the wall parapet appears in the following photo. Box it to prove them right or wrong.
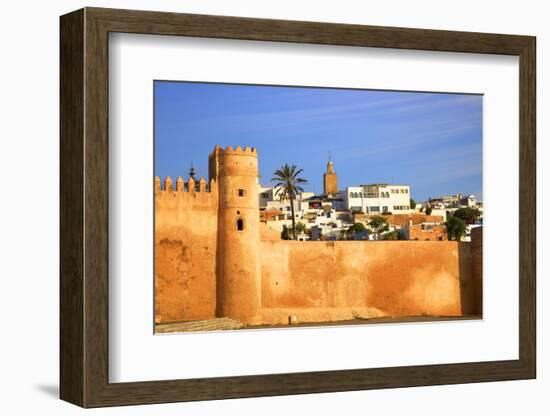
[155,176,218,194]
[209,145,258,158]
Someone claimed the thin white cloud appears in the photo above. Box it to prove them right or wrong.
[334,121,481,162]
[178,92,435,132]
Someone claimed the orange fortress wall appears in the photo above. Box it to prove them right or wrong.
[154,176,218,323]
[155,146,482,325]
[260,240,476,324]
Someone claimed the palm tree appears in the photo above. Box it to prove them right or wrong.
[271,164,308,240]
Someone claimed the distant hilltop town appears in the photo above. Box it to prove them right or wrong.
[259,159,483,242]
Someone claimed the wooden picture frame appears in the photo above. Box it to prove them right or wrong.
[60,7,536,408]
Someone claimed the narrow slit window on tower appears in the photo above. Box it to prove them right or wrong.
[237,218,244,231]
[237,188,246,197]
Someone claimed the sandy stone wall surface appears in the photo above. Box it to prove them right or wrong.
[155,183,218,323]
[260,240,479,325]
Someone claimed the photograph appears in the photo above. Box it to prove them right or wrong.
[153,81,484,333]
[50,4,540,409]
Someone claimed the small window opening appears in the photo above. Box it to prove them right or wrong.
[237,218,244,231]
[238,189,245,197]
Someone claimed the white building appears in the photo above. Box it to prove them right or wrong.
[340,183,412,214]
[423,193,483,222]
[259,185,314,215]
[428,193,479,210]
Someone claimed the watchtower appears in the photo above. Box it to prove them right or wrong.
[323,157,338,196]
[211,145,262,325]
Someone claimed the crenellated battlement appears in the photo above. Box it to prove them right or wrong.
[210,145,258,158]
[155,176,218,194]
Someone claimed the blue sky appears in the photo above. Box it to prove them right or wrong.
[154,81,482,201]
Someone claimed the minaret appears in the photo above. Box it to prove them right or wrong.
[213,146,262,325]
[323,154,338,196]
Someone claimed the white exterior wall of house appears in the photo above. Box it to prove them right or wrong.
[258,185,274,209]
[342,184,412,214]
[428,208,448,219]
[260,186,314,212]
[342,186,364,212]
[265,199,302,216]
[264,205,350,241]
[462,194,478,208]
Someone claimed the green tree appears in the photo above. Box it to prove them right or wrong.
[295,221,306,235]
[281,225,291,240]
[453,207,480,224]
[271,164,308,240]
[445,216,466,241]
[425,206,432,215]
[368,215,389,239]
[410,198,416,209]
[384,230,399,240]
[347,222,367,239]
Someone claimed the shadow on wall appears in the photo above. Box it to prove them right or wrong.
[458,227,483,316]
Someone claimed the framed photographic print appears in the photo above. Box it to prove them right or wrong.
[60,7,536,408]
